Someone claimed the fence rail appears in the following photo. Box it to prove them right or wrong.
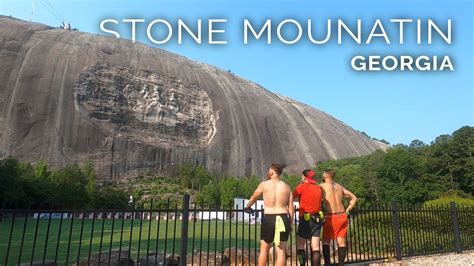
[0,196,472,265]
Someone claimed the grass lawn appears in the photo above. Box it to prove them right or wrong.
[0,216,262,265]
[2,210,463,265]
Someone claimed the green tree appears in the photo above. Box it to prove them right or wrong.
[282,173,301,190]
[219,177,239,207]
[449,126,473,195]
[361,150,386,203]
[34,160,50,179]
[177,164,194,189]
[239,176,260,198]
[178,164,213,190]
[337,164,369,206]
[409,139,427,149]
[50,163,90,209]
[93,187,129,209]
[83,162,96,197]
[377,148,426,204]
[0,158,25,208]
[197,180,220,207]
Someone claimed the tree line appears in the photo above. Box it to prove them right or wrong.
[190,126,473,207]
[314,126,473,207]
[0,126,472,209]
[0,159,128,209]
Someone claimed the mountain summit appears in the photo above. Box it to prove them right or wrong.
[0,16,386,179]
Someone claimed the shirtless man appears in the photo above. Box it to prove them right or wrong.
[320,169,357,266]
[245,164,294,266]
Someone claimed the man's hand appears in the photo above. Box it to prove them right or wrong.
[288,189,295,225]
[342,186,358,213]
[244,206,254,214]
[248,182,264,210]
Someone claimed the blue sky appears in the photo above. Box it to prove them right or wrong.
[1,0,472,145]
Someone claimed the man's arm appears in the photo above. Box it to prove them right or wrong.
[342,186,358,213]
[288,190,294,223]
[246,182,264,208]
[319,185,327,213]
[292,185,300,199]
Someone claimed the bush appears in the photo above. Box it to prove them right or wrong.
[92,187,129,209]
[423,196,474,207]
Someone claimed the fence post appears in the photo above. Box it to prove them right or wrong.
[180,194,190,266]
[391,201,402,260]
[449,202,463,253]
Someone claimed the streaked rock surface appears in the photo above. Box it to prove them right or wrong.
[0,16,387,179]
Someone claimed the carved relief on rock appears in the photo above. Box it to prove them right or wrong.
[74,63,215,147]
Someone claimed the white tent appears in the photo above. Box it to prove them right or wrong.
[197,210,226,220]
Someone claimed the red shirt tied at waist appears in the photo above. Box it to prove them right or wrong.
[293,170,323,217]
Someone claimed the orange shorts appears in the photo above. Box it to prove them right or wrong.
[323,213,348,240]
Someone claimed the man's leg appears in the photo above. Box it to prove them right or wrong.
[274,241,287,266]
[311,237,321,266]
[297,236,307,266]
[322,240,331,266]
[336,237,346,266]
[258,240,270,266]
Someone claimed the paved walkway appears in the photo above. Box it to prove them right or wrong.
[350,250,473,265]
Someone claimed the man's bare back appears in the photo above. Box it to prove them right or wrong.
[320,169,357,266]
[320,171,357,214]
[246,164,294,266]
[320,182,347,213]
[261,179,292,214]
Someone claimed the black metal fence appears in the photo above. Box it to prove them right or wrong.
[0,195,472,265]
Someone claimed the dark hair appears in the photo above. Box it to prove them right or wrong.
[302,169,312,177]
[270,163,286,176]
[323,169,336,178]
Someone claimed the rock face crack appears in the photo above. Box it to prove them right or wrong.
[74,63,215,148]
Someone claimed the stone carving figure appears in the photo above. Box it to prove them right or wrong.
[153,85,166,120]
[123,84,138,109]
[139,84,149,120]
[123,84,131,95]
[145,85,165,121]
[141,84,149,100]
[168,91,180,113]
[153,85,162,102]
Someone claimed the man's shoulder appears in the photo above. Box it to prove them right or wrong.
[310,183,323,192]
[278,180,291,191]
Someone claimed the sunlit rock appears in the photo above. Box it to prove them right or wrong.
[0,16,387,179]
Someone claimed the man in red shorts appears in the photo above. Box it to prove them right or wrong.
[293,169,324,266]
[320,169,357,266]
